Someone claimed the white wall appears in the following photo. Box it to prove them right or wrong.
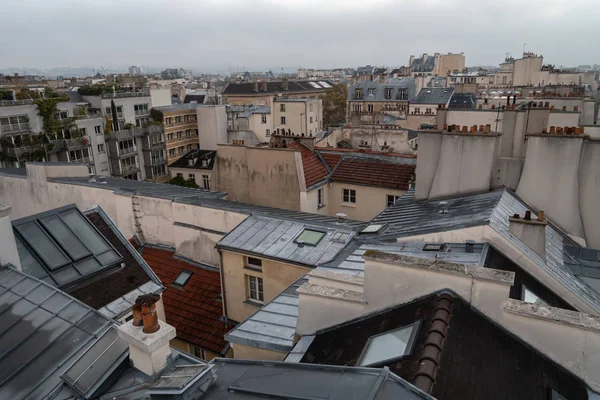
[197,106,227,150]
[0,205,21,270]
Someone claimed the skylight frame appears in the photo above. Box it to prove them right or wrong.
[356,321,421,367]
[12,205,123,288]
[294,228,326,247]
[173,270,193,287]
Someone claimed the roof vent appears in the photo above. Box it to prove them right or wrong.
[438,201,449,214]
[336,212,347,222]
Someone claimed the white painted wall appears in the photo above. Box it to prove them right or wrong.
[0,205,21,270]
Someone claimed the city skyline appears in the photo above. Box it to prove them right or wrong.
[1,0,599,72]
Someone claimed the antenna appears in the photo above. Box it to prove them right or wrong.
[523,43,527,54]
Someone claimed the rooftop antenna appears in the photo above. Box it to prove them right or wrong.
[523,43,527,54]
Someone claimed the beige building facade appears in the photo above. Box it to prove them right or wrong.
[153,104,200,165]
[273,98,322,136]
[433,52,466,76]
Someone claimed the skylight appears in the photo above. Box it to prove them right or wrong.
[357,322,420,367]
[360,224,385,234]
[173,270,193,287]
[422,243,445,252]
[295,229,325,246]
[308,82,321,89]
[318,81,332,88]
[522,286,548,306]
[12,206,122,288]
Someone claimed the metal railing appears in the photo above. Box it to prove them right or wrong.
[135,109,149,116]
[119,147,137,156]
[51,138,91,152]
[106,124,163,141]
[101,89,150,99]
[0,123,31,134]
[150,157,165,165]
[0,99,34,106]
[71,157,92,164]
[121,163,140,174]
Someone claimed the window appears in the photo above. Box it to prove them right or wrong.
[398,89,407,100]
[175,116,181,124]
[343,188,356,204]
[261,114,267,124]
[245,257,262,271]
[193,346,206,360]
[357,322,420,367]
[266,129,271,136]
[354,89,362,99]
[188,173,195,181]
[167,133,173,141]
[385,88,393,100]
[368,88,375,95]
[310,116,313,123]
[178,146,184,155]
[502,76,507,84]
[136,117,150,127]
[423,244,445,251]
[173,270,192,287]
[186,129,191,138]
[166,117,173,126]
[97,144,105,153]
[184,115,189,123]
[425,108,432,114]
[169,148,176,157]
[134,104,149,115]
[153,165,166,177]
[353,104,361,113]
[202,174,210,190]
[94,125,102,134]
[295,229,325,246]
[317,188,324,208]
[247,275,264,303]
[280,104,286,112]
[80,127,87,136]
[187,144,192,151]
[522,286,548,306]
[177,131,183,139]
[414,107,420,114]
[281,116,286,125]
[387,195,400,207]
[367,104,374,113]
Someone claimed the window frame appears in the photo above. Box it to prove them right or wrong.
[281,116,286,125]
[342,188,356,204]
[261,114,267,124]
[192,345,206,360]
[172,270,193,287]
[356,321,421,367]
[280,104,286,112]
[387,195,400,207]
[317,188,324,208]
[245,256,263,271]
[522,285,549,306]
[246,275,264,304]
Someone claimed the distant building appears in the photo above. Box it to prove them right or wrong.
[152,103,200,167]
[409,53,466,77]
[347,78,415,122]
[222,79,333,107]
[128,65,142,75]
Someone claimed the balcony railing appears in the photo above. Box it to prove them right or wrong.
[101,89,150,99]
[0,99,34,107]
[121,163,140,174]
[50,138,91,152]
[151,141,165,148]
[0,123,31,134]
[150,157,165,165]
[119,147,137,156]
[135,109,149,116]
[106,124,163,141]
[71,157,92,164]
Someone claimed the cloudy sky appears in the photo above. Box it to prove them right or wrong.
[1,0,598,71]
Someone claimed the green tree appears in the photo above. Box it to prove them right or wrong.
[168,175,199,189]
[320,83,348,129]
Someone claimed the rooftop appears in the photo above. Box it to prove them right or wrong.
[238,105,271,118]
[223,80,334,95]
[412,87,455,105]
[153,103,201,113]
[329,156,415,190]
[139,247,229,355]
[287,141,328,188]
[348,78,416,102]
[168,149,217,170]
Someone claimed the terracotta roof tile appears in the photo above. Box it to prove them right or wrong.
[330,158,415,190]
[140,247,229,354]
[321,152,343,169]
[287,141,328,187]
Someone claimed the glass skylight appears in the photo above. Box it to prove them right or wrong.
[357,323,419,367]
[173,270,193,287]
[523,286,548,306]
[295,229,325,246]
[360,224,385,234]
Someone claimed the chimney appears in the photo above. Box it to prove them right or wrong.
[117,295,176,376]
[253,80,259,92]
[262,80,267,91]
[509,211,547,260]
[283,78,289,91]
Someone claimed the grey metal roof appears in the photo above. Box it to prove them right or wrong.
[348,78,416,102]
[49,176,228,201]
[217,216,355,266]
[0,266,113,399]
[373,188,600,314]
[64,91,86,103]
[201,359,433,400]
[318,242,489,278]
[225,277,304,352]
[412,87,455,105]
[238,106,270,118]
[153,103,201,113]
[0,168,26,178]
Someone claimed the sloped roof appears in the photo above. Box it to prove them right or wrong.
[287,141,329,188]
[348,78,415,102]
[330,157,415,190]
[412,87,455,105]
[140,247,229,354]
[321,152,343,169]
[223,80,334,95]
[168,149,216,170]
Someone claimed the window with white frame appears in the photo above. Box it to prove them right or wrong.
[94,125,102,134]
[247,275,264,303]
[193,345,206,360]
[97,144,105,153]
[367,104,374,113]
[177,131,182,139]
[188,173,195,181]
[357,322,420,366]
[169,148,176,157]
[245,256,262,271]
[186,129,191,138]
[175,116,181,124]
[343,188,356,204]
[184,115,189,123]
[353,104,361,113]
[387,195,401,207]
[178,146,184,155]
[202,174,210,190]
[266,129,271,136]
[280,104,286,112]
[281,116,286,125]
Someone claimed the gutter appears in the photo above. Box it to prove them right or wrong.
[218,249,229,327]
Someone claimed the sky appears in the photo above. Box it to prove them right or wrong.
[1,0,599,72]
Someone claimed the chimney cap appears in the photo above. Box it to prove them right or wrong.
[135,294,161,307]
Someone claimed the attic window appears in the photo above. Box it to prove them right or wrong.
[422,243,445,251]
[360,224,385,234]
[295,229,325,246]
[357,321,421,367]
[201,159,208,167]
[173,270,192,287]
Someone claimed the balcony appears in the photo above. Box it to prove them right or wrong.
[4,146,34,158]
[118,147,137,157]
[352,94,364,100]
[0,123,31,135]
[150,157,166,166]
[120,163,140,174]
[106,124,163,141]
[50,138,91,152]
[135,109,149,116]
[70,157,92,164]
[0,99,34,107]
[101,89,150,99]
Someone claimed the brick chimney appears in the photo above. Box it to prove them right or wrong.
[253,80,259,92]
[117,294,176,376]
[283,78,289,91]
[509,211,547,260]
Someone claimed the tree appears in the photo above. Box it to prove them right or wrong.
[320,83,348,129]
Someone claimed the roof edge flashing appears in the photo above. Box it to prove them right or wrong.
[505,299,600,333]
[297,282,365,304]
[363,250,515,285]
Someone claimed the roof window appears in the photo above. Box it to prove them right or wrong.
[422,243,445,252]
[357,321,420,367]
[173,270,193,287]
[295,229,325,246]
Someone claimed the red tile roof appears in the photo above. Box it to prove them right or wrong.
[318,148,417,159]
[288,141,328,187]
[330,158,415,190]
[320,152,343,170]
[140,247,229,354]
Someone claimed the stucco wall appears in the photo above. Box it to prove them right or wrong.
[300,184,329,216]
[446,110,504,133]
[428,134,498,199]
[579,140,600,249]
[547,112,580,130]
[328,182,406,221]
[212,145,301,210]
[231,343,286,361]
[516,136,585,240]
[197,106,227,151]
[341,128,413,153]
[221,250,310,323]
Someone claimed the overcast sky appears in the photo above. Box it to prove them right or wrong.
[2,0,598,72]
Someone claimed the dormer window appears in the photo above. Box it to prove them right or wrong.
[385,88,393,100]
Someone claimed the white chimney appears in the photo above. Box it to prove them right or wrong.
[117,295,176,376]
[509,211,547,260]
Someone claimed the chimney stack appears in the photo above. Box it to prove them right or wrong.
[253,80,259,92]
[262,80,267,91]
[283,78,289,91]
[117,295,176,376]
[509,211,547,260]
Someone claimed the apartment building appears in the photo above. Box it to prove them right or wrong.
[222,79,333,107]
[409,52,466,77]
[226,105,272,144]
[153,104,200,165]
[347,78,415,123]
[273,98,322,136]
[0,93,107,174]
[169,148,216,189]
[81,88,171,181]
[408,87,455,116]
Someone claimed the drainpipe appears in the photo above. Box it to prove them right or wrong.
[217,249,229,326]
